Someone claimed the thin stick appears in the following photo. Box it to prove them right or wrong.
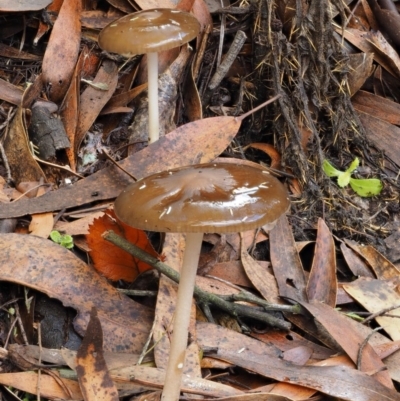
[236,94,282,121]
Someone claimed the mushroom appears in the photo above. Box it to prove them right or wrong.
[98,8,200,144]
[114,162,290,401]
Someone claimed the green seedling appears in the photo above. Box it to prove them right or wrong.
[50,230,74,249]
[323,157,382,197]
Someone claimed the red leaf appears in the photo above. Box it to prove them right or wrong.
[87,209,158,282]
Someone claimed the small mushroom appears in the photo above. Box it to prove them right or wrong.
[98,9,200,144]
[114,162,290,401]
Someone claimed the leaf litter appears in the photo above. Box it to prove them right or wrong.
[0,0,400,400]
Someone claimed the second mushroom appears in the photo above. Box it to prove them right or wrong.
[98,8,200,144]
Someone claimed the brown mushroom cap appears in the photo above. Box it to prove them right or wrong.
[114,163,290,233]
[98,8,200,56]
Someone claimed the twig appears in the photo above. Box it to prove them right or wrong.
[208,30,247,91]
[103,230,295,330]
[357,326,383,370]
[362,302,400,325]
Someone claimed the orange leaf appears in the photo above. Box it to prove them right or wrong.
[87,209,158,282]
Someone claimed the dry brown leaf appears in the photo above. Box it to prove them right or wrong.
[240,234,280,304]
[198,322,398,400]
[269,215,308,302]
[339,27,400,77]
[0,0,52,11]
[29,186,54,238]
[247,143,282,170]
[367,0,400,52]
[76,308,119,401]
[299,301,394,389]
[113,364,243,398]
[183,61,203,121]
[0,114,241,218]
[2,108,45,185]
[54,210,105,236]
[306,219,337,307]
[340,242,375,278]
[0,43,41,61]
[0,78,23,106]
[252,330,334,360]
[0,233,153,352]
[60,47,86,171]
[345,240,400,279]
[134,1,177,10]
[42,0,82,102]
[343,277,400,341]
[353,90,400,125]
[348,53,374,95]
[75,60,119,154]
[357,110,400,166]
[101,83,147,114]
[206,260,253,288]
[0,371,82,400]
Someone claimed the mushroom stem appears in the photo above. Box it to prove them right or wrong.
[147,52,159,144]
[161,232,203,401]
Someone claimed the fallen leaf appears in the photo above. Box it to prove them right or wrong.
[298,301,393,388]
[247,143,282,170]
[76,308,119,401]
[340,242,375,278]
[0,0,53,11]
[0,78,23,106]
[0,371,82,400]
[2,108,45,184]
[269,215,308,302]
[353,90,400,125]
[306,219,337,307]
[343,277,400,341]
[87,209,158,282]
[240,233,280,304]
[0,114,240,218]
[0,233,153,352]
[345,241,400,279]
[348,53,374,95]
[357,110,400,166]
[114,364,243,398]
[42,0,82,102]
[198,321,398,401]
[29,185,54,238]
[61,46,89,171]
[75,60,119,154]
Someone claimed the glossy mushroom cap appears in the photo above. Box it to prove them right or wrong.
[114,163,290,233]
[98,8,200,56]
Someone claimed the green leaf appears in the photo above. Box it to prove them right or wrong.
[345,157,359,174]
[349,178,383,197]
[322,159,342,177]
[50,230,74,248]
[60,235,74,249]
[337,170,351,187]
[50,230,62,244]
